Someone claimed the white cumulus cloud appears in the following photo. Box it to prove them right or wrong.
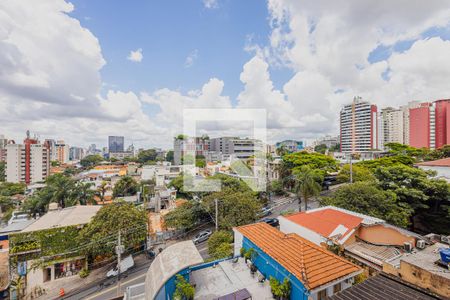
[127,48,143,62]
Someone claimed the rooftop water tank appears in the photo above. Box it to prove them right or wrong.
[439,248,450,264]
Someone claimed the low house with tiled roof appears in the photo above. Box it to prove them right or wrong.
[415,157,450,182]
[234,222,362,300]
[278,206,424,271]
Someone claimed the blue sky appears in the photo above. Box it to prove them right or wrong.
[69,0,285,108]
[2,0,450,148]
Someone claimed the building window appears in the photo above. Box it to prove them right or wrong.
[318,289,327,300]
[333,283,341,294]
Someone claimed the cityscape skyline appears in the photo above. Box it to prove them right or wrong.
[2,1,450,148]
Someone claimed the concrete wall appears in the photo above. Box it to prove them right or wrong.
[418,165,450,182]
[357,225,415,246]
[278,216,325,246]
[383,260,450,299]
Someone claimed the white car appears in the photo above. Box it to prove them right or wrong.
[106,255,134,278]
[192,229,212,244]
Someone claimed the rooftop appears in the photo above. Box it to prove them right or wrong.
[398,242,450,280]
[283,206,384,243]
[328,273,440,300]
[345,241,403,269]
[144,241,204,300]
[415,157,450,167]
[0,219,36,235]
[21,205,102,233]
[191,258,272,300]
[236,222,361,290]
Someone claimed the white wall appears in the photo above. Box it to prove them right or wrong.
[418,165,450,182]
[233,229,243,256]
[6,144,21,183]
[278,216,325,246]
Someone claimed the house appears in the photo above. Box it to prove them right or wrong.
[382,242,450,299]
[234,222,362,300]
[0,218,35,295]
[328,273,441,300]
[415,157,450,182]
[8,205,101,297]
[278,206,423,271]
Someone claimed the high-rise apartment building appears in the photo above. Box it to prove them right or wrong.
[69,147,85,161]
[409,99,450,149]
[0,134,7,162]
[108,136,124,153]
[209,137,264,160]
[173,136,209,165]
[340,97,378,153]
[44,139,57,161]
[6,133,50,184]
[55,140,70,164]
[379,107,404,150]
[434,99,450,149]
[400,101,420,146]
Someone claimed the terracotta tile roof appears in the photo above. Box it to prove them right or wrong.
[415,157,450,167]
[236,222,361,290]
[284,208,364,242]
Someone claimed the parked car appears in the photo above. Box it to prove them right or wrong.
[258,207,271,217]
[262,218,279,227]
[192,229,212,244]
[106,255,134,278]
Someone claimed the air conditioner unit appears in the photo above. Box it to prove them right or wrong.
[416,240,426,249]
[404,242,412,252]
[441,235,450,244]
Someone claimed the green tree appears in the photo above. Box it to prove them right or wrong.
[314,144,327,154]
[320,181,412,228]
[138,149,158,164]
[113,176,138,198]
[202,188,261,230]
[270,180,285,196]
[276,145,289,157]
[42,174,78,208]
[0,182,26,196]
[168,173,194,199]
[164,201,208,230]
[357,155,415,171]
[336,164,375,183]
[96,181,109,202]
[77,201,147,257]
[294,166,321,212]
[80,155,104,168]
[0,161,5,182]
[208,230,233,259]
[283,151,338,177]
[166,150,174,164]
[74,182,97,205]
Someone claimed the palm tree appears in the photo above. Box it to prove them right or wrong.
[276,145,288,157]
[295,166,321,212]
[96,181,108,202]
[45,174,77,208]
[74,182,97,205]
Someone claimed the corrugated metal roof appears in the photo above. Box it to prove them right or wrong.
[0,219,36,235]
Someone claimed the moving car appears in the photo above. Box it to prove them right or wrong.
[106,255,134,278]
[262,218,279,227]
[192,229,212,244]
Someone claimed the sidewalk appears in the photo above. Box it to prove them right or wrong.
[35,254,147,300]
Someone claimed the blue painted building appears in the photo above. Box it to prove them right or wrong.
[276,140,304,152]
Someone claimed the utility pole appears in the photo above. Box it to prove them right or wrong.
[215,199,218,231]
[349,154,353,184]
[116,229,123,296]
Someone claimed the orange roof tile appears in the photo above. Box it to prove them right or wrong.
[236,222,361,290]
[415,157,450,167]
[285,208,363,241]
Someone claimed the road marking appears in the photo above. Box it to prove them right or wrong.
[84,273,147,300]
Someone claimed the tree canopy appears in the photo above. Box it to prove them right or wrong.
[77,201,147,257]
[208,230,233,260]
[80,155,104,168]
[0,162,5,182]
[113,176,138,198]
[166,150,174,164]
[137,149,158,164]
[283,151,338,176]
[320,181,412,228]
